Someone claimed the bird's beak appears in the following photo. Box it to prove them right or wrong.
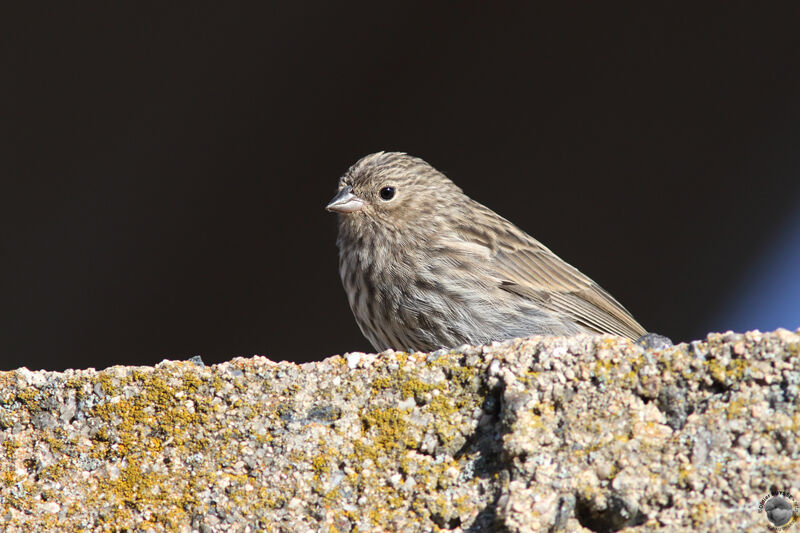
[326,186,365,213]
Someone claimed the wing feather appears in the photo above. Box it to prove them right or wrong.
[454,202,646,340]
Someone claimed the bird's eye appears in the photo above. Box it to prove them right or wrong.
[379,186,396,201]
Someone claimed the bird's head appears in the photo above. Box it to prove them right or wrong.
[326,152,465,232]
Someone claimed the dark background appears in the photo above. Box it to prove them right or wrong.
[3,3,800,371]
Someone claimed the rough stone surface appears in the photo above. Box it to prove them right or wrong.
[1,330,799,532]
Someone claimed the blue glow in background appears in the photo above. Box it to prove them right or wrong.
[710,203,800,334]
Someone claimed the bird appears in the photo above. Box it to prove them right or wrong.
[326,151,649,353]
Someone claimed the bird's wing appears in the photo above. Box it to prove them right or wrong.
[453,204,647,340]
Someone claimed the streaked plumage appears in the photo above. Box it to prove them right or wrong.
[326,152,646,352]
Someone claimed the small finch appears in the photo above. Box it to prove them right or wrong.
[326,152,648,353]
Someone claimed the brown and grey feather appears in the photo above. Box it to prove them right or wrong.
[328,151,646,352]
